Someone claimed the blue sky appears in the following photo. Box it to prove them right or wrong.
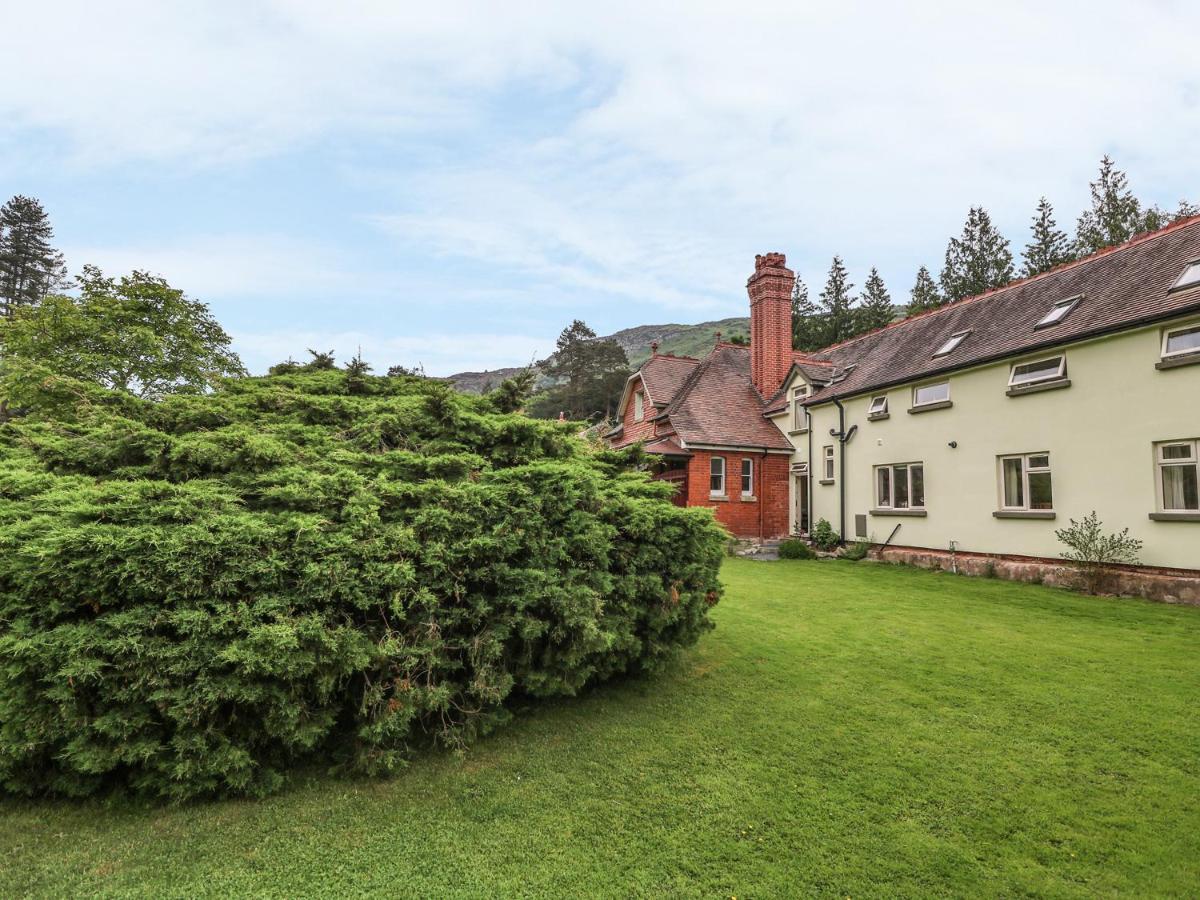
[3,1,1198,375]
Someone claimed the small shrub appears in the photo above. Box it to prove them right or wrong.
[778,539,815,560]
[840,541,870,561]
[1055,510,1143,594]
[983,560,998,579]
[809,518,840,552]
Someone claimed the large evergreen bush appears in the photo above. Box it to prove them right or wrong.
[0,371,725,800]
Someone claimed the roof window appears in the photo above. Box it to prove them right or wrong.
[932,330,971,358]
[1171,260,1200,291]
[1034,294,1083,329]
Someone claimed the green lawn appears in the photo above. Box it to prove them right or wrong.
[4,559,1200,898]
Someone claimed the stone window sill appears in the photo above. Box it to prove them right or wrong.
[870,508,927,517]
[788,428,809,436]
[867,412,890,421]
[709,494,728,502]
[1156,352,1200,371]
[1006,378,1070,397]
[740,495,757,502]
[993,510,1056,519]
[1149,512,1200,522]
[908,400,952,414]
[818,478,835,485]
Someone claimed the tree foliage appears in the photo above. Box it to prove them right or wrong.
[528,320,629,422]
[1074,155,1144,255]
[906,265,943,316]
[0,266,244,403]
[0,369,725,800]
[1022,197,1073,277]
[0,195,68,319]
[791,275,825,351]
[854,267,894,333]
[818,256,856,345]
[940,207,1014,302]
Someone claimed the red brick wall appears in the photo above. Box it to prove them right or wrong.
[684,449,789,539]
[612,375,657,447]
[747,252,795,400]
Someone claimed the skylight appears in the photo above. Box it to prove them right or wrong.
[1034,294,1083,328]
[932,330,971,358]
[1171,260,1200,291]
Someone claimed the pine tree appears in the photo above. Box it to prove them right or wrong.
[940,206,1014,302]
[790,275,825,351]
[1074,155,1143,255]
[906,266,943,315]
[854,267,895,333]
[0,195,69,319]
[818,257,856,345]
[1141,199,1200,233]
[1022,197,1073,277]
[533,320,630,421]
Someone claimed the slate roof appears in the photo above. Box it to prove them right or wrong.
[801,216,1200,406]
[660,344,793,451]
[638,353,699,406]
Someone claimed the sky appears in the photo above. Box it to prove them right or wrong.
[2,1,1198,376]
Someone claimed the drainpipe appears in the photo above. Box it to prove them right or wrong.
[758,450,766,540]
[831,398,847,544]
[806,411,813,535]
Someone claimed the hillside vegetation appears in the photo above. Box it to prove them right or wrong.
[0,370,725,801]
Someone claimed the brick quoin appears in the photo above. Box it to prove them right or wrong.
[683,449,789,539]
[747,252,795,400]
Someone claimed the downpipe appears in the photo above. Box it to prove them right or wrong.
[829,398,857,546]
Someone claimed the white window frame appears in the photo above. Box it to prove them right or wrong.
[912,381,950,408]
[709,456,726,496]
[792,385,809,431]
[1034,295,1083,329]
[998,453,1054,511]
[868,395,888,416]
[1156,440,1200,512]
[874,462,925,510]
[1170,260,1200,292]
[633,389,645,421]
[1161,322,1200,360]
[822,445,835,481]
[741,458,754,496]
[1008,355,1066,388]
[932,330,971,358]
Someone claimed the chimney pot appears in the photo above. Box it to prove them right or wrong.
[650,340,659,355]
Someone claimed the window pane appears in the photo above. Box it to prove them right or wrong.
[1028,454,1050,469]
[1011,358,1063,384]
[915,382,948,405]
[893,465,909,508]
[1162,465,1200,510]
[741,459,753,493]
[877,467,891,506]
[1002,458,1024,507]
[911,465,924,507]
[1028,471,1053,509]
[1161,444,1194,461]
[1172,262,1200,290]
[1165,325,1200,356]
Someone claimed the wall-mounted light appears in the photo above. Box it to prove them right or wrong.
[948,440,958,449]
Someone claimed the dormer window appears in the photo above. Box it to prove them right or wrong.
[1171,260,1200,291]
[791,385,809,432]
[932,330,971,358]
[1034,295,1083,329]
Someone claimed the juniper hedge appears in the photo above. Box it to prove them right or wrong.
[0,370,725,801]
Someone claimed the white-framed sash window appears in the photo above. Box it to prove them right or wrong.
[709,456,726,496]
[1157,440,1199,511]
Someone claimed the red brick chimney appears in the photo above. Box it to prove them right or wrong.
[747,252,795,398]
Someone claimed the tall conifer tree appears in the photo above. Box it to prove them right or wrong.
[791,275,825,351]
[0,195,68,319]
[818,256,856,345]
[1022,197,1073,277]
[906,266,943,315]
[940,206,1014,302]
[855,267,894,332]
[1074,156,1143,255]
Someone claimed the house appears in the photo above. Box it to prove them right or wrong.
[612,217,1200,594]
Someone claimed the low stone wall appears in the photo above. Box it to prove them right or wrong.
[873,545,1200,605]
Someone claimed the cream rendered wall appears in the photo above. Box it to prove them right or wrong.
[781,318,1200,570]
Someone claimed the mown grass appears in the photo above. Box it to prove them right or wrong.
[3,559,1199,898]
